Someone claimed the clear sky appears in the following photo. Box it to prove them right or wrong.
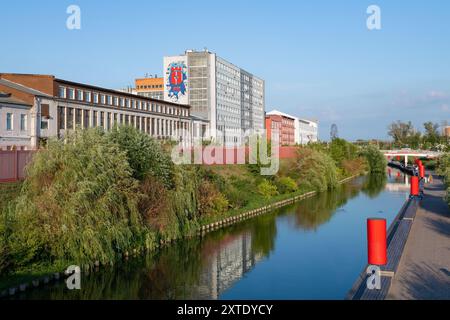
[1,0,449,140]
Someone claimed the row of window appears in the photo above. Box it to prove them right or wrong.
[2,113,27,131]
[57,106,189,137]
[137,84,163,90]
[58,86,189,117]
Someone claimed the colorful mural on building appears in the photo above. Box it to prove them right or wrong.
[165,61,188,103]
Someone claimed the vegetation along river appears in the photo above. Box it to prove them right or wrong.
[15,170,410,300]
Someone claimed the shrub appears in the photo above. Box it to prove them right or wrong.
[295,147,338,192]
[257,180,279,199]
[276,176,298,194]
[197,180,229,216]
[360,145,387,173]
[5,129,144,269]
[108,125,174,187]
[138,175,170,232]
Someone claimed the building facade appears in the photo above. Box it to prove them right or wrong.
[0,92,32,150]
[296,118,319,144]
[266,110,296,145]
[0,74,208,150]
[135,77,164,100]
[163,49,265,145]
[266,110,319,145]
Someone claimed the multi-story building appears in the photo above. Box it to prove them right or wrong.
[266,110,319,145]
[163,49,265,145]
[0,73,208,150]
[265,110,296,145]
[135,76,164,100]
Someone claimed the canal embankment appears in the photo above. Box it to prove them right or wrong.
[1,173,364,298]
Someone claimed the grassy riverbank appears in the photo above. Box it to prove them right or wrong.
[0,128,386,290]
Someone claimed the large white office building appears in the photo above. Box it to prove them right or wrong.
[163,49,265,145]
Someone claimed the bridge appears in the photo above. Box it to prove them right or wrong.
[381,150,443,166]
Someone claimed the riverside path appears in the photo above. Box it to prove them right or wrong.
[387,174,450,300]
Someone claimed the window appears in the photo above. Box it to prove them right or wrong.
[20,114,27,131]
[120,98,125,107]
[76,109,82,126]
[41,104,50,118]
[84,110,89,128]
[59,86,66,98]
[100,94,106,104]
[68,88,75,100]
[107,95,112,105]
[85,91,91,102]
[6,113,13,131]
[93,93,99,104]
[67,108,74,129]
[58,106,65,130]
[114,97,119,106]
[77,90,83,101]
[41,120,48,130]
[100,112,104,128]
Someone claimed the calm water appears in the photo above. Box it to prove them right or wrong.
[17,170,410,300]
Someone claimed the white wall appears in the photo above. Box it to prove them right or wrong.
[0,103,31,150]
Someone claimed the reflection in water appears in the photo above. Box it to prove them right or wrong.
[16,173,407,300]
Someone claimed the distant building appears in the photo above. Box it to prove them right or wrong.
[0,73,208,150]
[266,110,296,146]
[296,118,319,144]
[444,126,450,137]
[116,86,137,95]
[135,76,164,100]
[163,49,265,145]
[266,110,319,145]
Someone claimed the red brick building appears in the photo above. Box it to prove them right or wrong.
[265,110,296,145]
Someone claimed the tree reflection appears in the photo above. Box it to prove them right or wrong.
[291,180,362,231]
[362,173,387,198]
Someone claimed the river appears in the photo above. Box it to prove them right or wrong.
[16,170,410,300]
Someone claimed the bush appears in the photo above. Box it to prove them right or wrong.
[276,176,298,194]
[295,147,338,192]
[198,180,229,216]
[4,129,144,270]
[257,180,279,199]
[360,145,387,173]
[108,126,174,187]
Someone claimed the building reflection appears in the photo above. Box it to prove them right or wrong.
[194,231,264,299]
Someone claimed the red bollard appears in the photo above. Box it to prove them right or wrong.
[367,219,387,266]
[419,164,425,179]
[410,176,420,197]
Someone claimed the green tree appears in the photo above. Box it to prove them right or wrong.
[360,145,387,173]
[108,125,174,187]
[388,121,415,147]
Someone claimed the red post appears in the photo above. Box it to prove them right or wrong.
[367,218,387,266]
[419,164,425,179]
[410,176,420,197]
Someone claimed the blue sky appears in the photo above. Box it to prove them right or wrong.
[1,0,449,140]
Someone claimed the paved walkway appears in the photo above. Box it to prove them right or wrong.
[387,175,450,300]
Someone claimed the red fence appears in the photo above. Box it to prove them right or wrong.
[0,150,34,183]
[0,146,300,182]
